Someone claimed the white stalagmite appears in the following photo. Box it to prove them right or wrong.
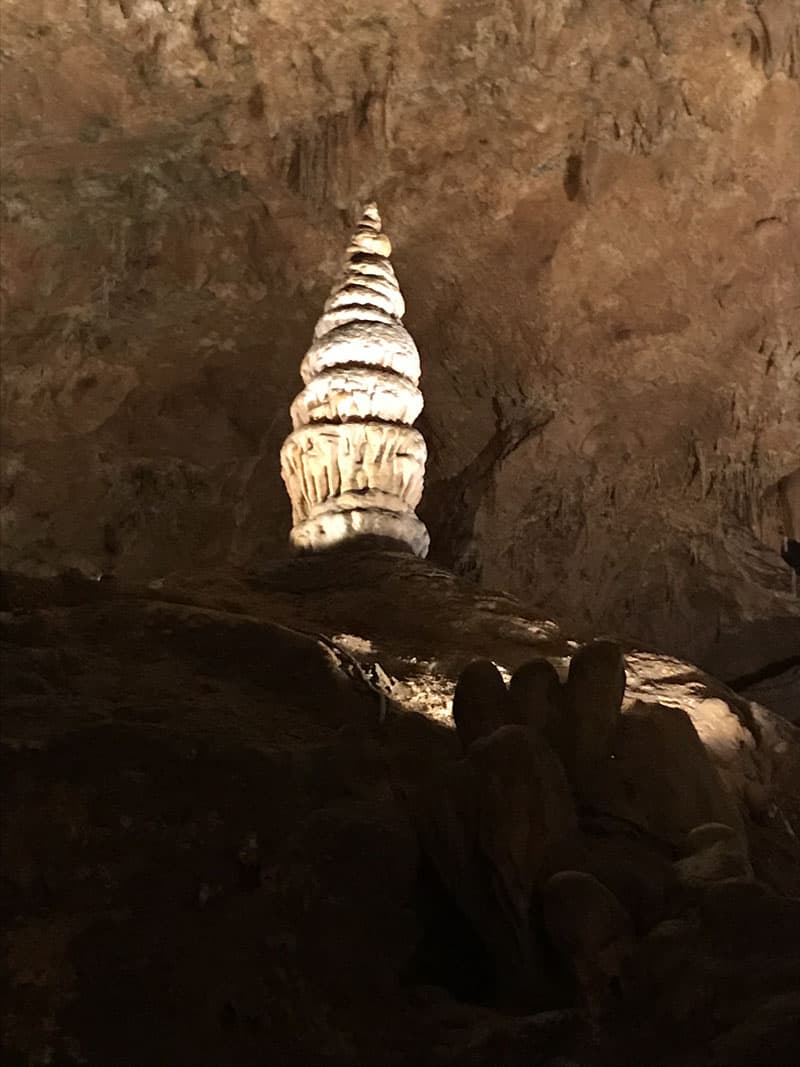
[280,204,430,557]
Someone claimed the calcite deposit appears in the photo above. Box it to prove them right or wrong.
[280,205,429,557]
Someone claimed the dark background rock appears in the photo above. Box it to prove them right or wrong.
[2,557,799,1064]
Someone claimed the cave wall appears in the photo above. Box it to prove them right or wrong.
[1,0,799,669]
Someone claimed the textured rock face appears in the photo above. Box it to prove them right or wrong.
[280,204,429,556]
[2,555,799,1065]
[1,0,799,675]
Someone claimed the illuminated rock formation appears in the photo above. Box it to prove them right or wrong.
[280,204,429,557]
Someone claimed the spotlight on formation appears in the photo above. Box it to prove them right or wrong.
[280,204,429,557]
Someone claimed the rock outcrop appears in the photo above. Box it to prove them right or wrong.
[2,552,799,1065]
[410,640,762,1020]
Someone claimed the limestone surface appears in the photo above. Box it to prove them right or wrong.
[1,0,798,688]
[2,552,799,1065]
[280,204,429,556]
[612,700,747,847]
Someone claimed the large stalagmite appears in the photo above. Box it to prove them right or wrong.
[280,205,430,557]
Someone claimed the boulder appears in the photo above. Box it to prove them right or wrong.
[554,832,675,936]
[611,701,746,847]
[672,823,753,901]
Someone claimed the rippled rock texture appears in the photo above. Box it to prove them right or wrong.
[280,203,429,556]
[1,1,799,676]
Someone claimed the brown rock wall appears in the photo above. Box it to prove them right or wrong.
[1,0,799,670]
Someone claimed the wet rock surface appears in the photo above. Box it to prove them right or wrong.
[2,551,799,1065]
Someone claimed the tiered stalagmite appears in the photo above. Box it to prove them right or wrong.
[280,204,430,557]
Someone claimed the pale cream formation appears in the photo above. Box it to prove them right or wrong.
[281,204,429,557]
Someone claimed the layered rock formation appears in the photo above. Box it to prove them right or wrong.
[280,205,429,557]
